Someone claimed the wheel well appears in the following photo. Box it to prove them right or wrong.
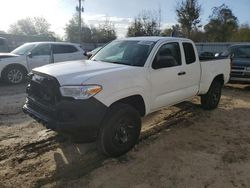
[112,95,146,117]
[1,64,28,77]
[213,74,224,85]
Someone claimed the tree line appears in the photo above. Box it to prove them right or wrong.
[2,0,250,43]
[128,1,250,42]
[1,14,117,43]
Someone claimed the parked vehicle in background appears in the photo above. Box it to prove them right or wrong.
[0,42,86,84]
[0,37,9,52]
[219,44,250,83]
[23,37,231,157]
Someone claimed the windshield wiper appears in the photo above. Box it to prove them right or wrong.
[104,61,132,66]
[110,61,127,65]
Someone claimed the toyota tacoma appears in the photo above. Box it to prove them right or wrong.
[23,37,231,157]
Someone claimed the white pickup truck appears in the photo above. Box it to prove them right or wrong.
[23,37,231,157]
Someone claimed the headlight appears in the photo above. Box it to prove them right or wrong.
[60,85,102,99]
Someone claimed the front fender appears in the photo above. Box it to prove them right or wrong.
[95,86,151,115]
[0,56,28,76]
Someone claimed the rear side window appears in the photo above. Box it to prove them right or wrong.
[183,43,196,64]
[52,44,78,54]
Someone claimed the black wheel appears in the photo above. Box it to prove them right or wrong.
[2,65,26,84]
[201,81,222,110]
[98,103,141,157]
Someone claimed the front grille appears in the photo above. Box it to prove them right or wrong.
[230,74,250,78]
[231,71,243,75]
[27,97,53,117]
[231,66,245,70]
[27,73,61,106]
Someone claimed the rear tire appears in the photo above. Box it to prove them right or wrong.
[97,103,141,157]
[201,81,222,110]
[2,65,26,84]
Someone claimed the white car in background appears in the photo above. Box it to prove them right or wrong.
[0,42,86,84]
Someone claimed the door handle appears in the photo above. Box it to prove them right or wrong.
[178,71,186,76]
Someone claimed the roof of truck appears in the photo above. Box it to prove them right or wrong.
[120,36,192,42]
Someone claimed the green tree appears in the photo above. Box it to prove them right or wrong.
[93,19,117,43]
[65,14,117,43]
[190,30,207,42]
[231,24,250,42]
[176,0,202,38]
[127,10,160,37]
[204,4,238,42]
[65,14,92,43]
[161,24,183,37]
[8,17,54,37]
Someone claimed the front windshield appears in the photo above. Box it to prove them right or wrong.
[11,43,36,55]
[91,40,156,67]
[92,46,102,54]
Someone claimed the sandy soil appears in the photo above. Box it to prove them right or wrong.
[0,83,250,188]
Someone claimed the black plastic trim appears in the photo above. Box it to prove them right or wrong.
[23,96,108,139]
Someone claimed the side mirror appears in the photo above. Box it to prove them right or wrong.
[84,51,92,59]
[153,56,177,69]
[27,52,33,58]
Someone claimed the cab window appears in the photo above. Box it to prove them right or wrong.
[183,42,196,64]
[152,42,181,69]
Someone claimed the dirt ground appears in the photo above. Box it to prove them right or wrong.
[0,82,250,188]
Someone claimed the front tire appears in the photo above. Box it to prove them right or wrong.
[201,80,222,110]
[2,65,26,84]
[98,103,141,157]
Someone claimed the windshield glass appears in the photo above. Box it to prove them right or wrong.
[91,40,156,66]
[92,46,102,54]
[11,43,36,55]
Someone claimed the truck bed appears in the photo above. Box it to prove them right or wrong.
[198,58,231,95]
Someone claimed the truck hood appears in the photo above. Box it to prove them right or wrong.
[0,53,19,59]
[33,60,133,85]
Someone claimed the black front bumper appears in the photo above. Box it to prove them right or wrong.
[23,96,108,139]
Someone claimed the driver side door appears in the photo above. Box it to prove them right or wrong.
[27,44,52,70]
[149,42,188,111]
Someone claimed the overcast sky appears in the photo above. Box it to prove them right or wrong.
[0,0,250,38]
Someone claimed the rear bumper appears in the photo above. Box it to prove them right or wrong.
[23,96,108,139]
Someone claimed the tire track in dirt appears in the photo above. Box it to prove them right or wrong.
[0,101,199,187]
